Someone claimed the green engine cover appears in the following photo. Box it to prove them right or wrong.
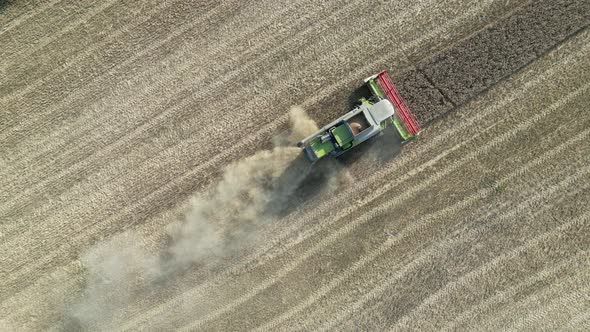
[330,124,354,149]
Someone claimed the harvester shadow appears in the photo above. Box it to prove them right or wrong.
[266,153,339,219]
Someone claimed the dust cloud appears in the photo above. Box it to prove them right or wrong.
[65,107,323,330]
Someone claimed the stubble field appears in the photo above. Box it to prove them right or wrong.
[0,0,588,331]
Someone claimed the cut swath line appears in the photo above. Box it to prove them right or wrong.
[0,0,196,110]
[0,0,352,141]
[255,126,590,332]
[0,0,119,74]
[112,4,531,330]
[0,0,60,37]
[176,75,589,332]
[332,193,590,332]
[441,250,590,332]
[0,0,435,183]
[484,275,590,331]
[96,20,590,332]
[0,0,490,257]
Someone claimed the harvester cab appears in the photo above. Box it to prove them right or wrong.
[297,70,421,163]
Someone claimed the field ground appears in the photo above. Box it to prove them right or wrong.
[0,0,588,331]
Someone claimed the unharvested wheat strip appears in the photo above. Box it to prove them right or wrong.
[1,0,436,177]
[326,204,590,332]
[0,0,119,74]
[113,46,589,331]
[0,0,490,233]
[0,0,356,175]
[256,133,590,332]
[0,0,60,37]
[441,250,590,332]
[175,82,589,331]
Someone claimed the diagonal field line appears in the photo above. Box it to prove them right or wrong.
[0,0,366,139]
[0,0,120,73]
[110,35,590,332]
[255,126,590,331]
[0,0,60,37]
[0,0,443,184]
[327,185,590,332]
[0,0,396,195]
[0,0,209,111]
[0,0,500,254]
[108,6,556,330]
[389,192,590,329]
[441,250,589,332]
[176,74,590,332]
[484,270,590,331]
[390,211,590,332]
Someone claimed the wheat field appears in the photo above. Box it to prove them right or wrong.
[0,0,588,331]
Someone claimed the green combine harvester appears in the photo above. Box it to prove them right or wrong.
[297,70,421,163]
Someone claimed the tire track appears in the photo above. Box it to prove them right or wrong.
[0,0,361,189]
[0,0,500,256]
[328,201,590,332]
[3,0,481,305]
[390,192,589,329]
[176,75,589,332]
[0,0,406,149]
[0,0,60,37]
[0,0,220,130]
[441,251,589,331]
[0,0,460,189]
[112,40,589,330]
[482,273,590,331]
[0,0,120,75]
[256,127,590,332]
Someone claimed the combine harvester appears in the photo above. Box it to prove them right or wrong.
[297,70,421,163]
